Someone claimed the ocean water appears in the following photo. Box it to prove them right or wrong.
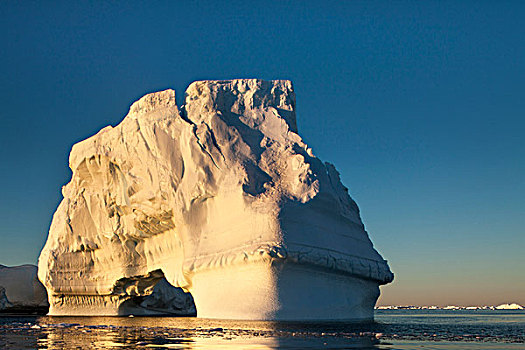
[1,309,524,349]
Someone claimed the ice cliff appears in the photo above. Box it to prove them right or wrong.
[38,79,393,320]
[0,265,49,314]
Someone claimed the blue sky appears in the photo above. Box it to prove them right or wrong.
[1,1,523,306]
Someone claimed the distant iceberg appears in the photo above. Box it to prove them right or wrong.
[495,303,523,310]
[0,265,48,314]
[38,79,393,320]
[376,304,524,310]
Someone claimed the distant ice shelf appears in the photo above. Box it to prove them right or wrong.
[375,304,524,310]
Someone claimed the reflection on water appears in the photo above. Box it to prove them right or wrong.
[3,316,381,349]
[1,310,524,349]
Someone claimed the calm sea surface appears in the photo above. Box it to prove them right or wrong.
[1,309,524,349]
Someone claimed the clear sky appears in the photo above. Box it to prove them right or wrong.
[1,1,523,306]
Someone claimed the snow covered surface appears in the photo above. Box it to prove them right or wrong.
[0,265,48,312]
[38,79,393,320]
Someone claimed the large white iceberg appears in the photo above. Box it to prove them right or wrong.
[38,79,393,320]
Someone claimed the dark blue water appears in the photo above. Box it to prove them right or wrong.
[1,310,524,349]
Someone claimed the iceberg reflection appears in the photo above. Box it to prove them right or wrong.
[30,316,379,349]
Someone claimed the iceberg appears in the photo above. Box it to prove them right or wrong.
[0,265,49,314]
[495,303,523,310]
[38,79,393,320]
